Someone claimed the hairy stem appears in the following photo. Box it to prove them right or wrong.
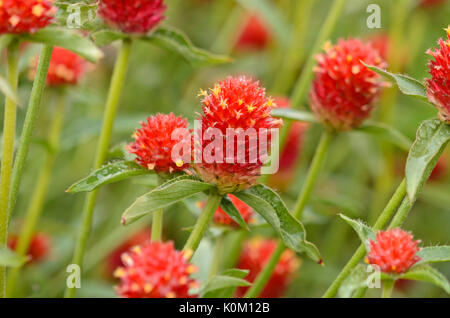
[382,280,395,298]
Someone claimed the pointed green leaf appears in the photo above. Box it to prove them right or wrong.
[122,175,214,225]
[235,184,321,263]
[400,264,450,294]
[271,108,317,123]
[142,26,231,66]
[0,74,20,105]
[91,29,129,47]
[66,161,150,193]
[200,269,250,298]
[219,196,250,231]
[357,121,412,151]
[363,63,427,100]
[20,27,103,62]
[0,247,28,268]
[416,246,450,265]
[406,119,450,203]
[339,214,376,251]
[55,1,99,29]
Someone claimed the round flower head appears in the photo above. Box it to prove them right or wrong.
[0,0,56,34]
[310,38,387,131]
[426,27,450,123]
[235,14,271,51]
[366,228,421,274]
[105,229,151,278]
[30,47,88,86]
[195,76,282,194]
[114,241,199,298]
[236,237,300,298]
[98,0,167,34]
[8,232,51,263]
[213,194,254,227]
[127,113,191,174]
[269,98,308,191]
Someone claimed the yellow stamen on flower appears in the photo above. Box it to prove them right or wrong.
[113,267,126,278]
[197,89,207,97]
[144,284,153,293]
[32,4,44,17]
[175,159,184,167]
[9,15,20,27]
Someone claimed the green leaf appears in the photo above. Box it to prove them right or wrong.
[200,269,250,298]
[91,29,129,47]
[357,121,412,152]
[339,264,369,298]
[416,246,450,265]
[0,247,28,268]
[339,214,375,251]
[406,119,450,203]
[122,175,214,225]
[400,264,450,294]
[66,161,150,193]
[362,63,427,100]
[0,74,20,105]
[20,27,103,63]
[142,26,231,66]
[219,196,250,231]
[55,1,99,30]
[270,108,317,123]
[235,184,322,263]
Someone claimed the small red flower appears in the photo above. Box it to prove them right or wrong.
[114,241,199,298]
[98,0,167,34]
[127,113,191,173]
[419,0,446,8]
[310,38,387,131]
[105,229,151,278]
[8,232,51,263]
[426,27,450,123]
[195,76,282,193]
[269,98,308,191]
[236,238,300,298]
[213,194,254,227]
[30,47,88,86]
[366,228,421,274]
[0,0,56,34]
[235,14,271,51]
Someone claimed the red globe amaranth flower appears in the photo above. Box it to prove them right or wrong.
[419,0,446,8]
[368,33,389,60]
[0,0,56,34]
[30,47,88,86]
[8,232,51,263]
[426,27,450,123]
[366,228,421,274]
[98,0,166,34]
[236,238,300,298]
[114,241,199,298]
[127,113,191,173]
[195,76,282,193]
[310,38,387,131]
[105,229,151,278]
[213,194,254,227]
[235,14,271,51]
[269,98,308,191]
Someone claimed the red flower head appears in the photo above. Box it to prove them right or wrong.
[127,113,191,174]
[419,0,446,8]
[269,98,308,191]
[98,0,167,34]
[0,0,56,34]
[213,194,254,227]
[30,47,88,86]
[310,38,387,131]
[426,27,450,123]
[195,76,283,194]
[105,229,151,278]
[236,237,300,298]
[114,241,199,298]
[235,14,271,51]
[366,228,421,274]
[368,33,390,60]
[8,232,51,263]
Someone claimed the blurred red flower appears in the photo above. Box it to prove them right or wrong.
[235,14,271,51]
[213,194,254,227]
[8,232,51,263]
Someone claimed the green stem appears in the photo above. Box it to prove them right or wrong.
[182,192,222,257]
[244,130,333,298]
[388,197,412,229]
[64,39,132,298]
[6,90,66,297]
[293,130,333,218]
[322,179,407,298]
[382,280,395,298]
[0,39,20,298]
[9,45,54,215]
[151,210,163,242]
